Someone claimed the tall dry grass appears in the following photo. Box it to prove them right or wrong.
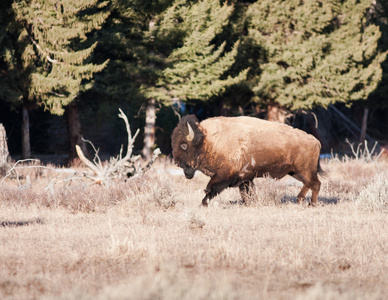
[0,158,387,299]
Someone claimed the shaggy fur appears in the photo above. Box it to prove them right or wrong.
[171,115,322,206]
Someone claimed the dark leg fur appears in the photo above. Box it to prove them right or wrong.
[201,177,231,206]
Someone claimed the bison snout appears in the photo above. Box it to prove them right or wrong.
[183,166,196,179]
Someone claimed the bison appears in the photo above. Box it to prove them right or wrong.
[171,114,323,206]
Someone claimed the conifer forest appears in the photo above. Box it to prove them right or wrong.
[1,0,387,162]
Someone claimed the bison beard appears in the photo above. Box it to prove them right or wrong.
[171,115,323,206]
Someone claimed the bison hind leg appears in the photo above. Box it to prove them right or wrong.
[293,172,321,205]
[309,179,321,206]
[293,176,321,206]
[297,185,309,204]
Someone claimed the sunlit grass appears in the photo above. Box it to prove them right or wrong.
[0,158,387,299]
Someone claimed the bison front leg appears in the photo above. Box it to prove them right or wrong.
[201,194,211,206]
[201,176,230,206]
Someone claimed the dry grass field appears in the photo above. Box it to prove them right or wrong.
[1,156,388,299]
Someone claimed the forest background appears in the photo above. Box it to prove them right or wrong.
[1,0,388,164]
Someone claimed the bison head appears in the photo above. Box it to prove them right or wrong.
[171,115,204,179]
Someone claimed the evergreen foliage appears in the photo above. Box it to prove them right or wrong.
[5,0,110,115]
[148,0,248,103]
[1,0,388,157]
[0,0,30,108]
[91,0,174,107]
[246,0,386,110]
[368,0,388,108]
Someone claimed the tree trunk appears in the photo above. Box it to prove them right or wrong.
[0,124,10,174]
[360,107,369,143]
[65,101,87,164]
[21,104,31,159]
[143,98,156,160]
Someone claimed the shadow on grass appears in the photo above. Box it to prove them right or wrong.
[281,195,338,205]
[1,218,45,228]
[229,200,246,205]
[228,195,339,206]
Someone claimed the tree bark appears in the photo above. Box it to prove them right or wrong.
[21,104,31,159]
[360,107,369,143]
[0,124,10,173]
[142,99,156,160]
[65,101,87,164]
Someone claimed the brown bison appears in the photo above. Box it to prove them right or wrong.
[171,115,323,206]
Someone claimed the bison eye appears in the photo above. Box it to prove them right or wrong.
[180,143,188,151]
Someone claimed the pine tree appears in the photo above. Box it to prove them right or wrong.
[246,0,386,111]
[0,0,13,102]
[368,0,388,107]
[0,0,29,109]
[2,0,109,159]
[91,0,172,102]
[148,0,248,104]
[91,0,175,159]
[12,0,109,115]
[1,0,37,157]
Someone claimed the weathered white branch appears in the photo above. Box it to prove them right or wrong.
[76,108,160,185]
[119,108,139,161]
[345,139,382,162]
[76,145,102,176]
[0,159,40,185]
[0,159,81,191]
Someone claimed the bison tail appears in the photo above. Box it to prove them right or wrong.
[317,159,325,177]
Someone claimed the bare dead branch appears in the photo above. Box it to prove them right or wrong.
[76,108,160,185]
[0,159,40,185]
[0,159,82,191]
[82,138,104,170]
[345,139,382,162]
[76,145,102,177]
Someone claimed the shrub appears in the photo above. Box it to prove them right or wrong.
[354,172,388,212]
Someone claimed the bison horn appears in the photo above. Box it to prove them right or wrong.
[186,122,195,142]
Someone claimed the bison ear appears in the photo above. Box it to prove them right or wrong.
[192,122,204,147]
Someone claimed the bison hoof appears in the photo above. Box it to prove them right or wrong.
[201,199,209,206]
